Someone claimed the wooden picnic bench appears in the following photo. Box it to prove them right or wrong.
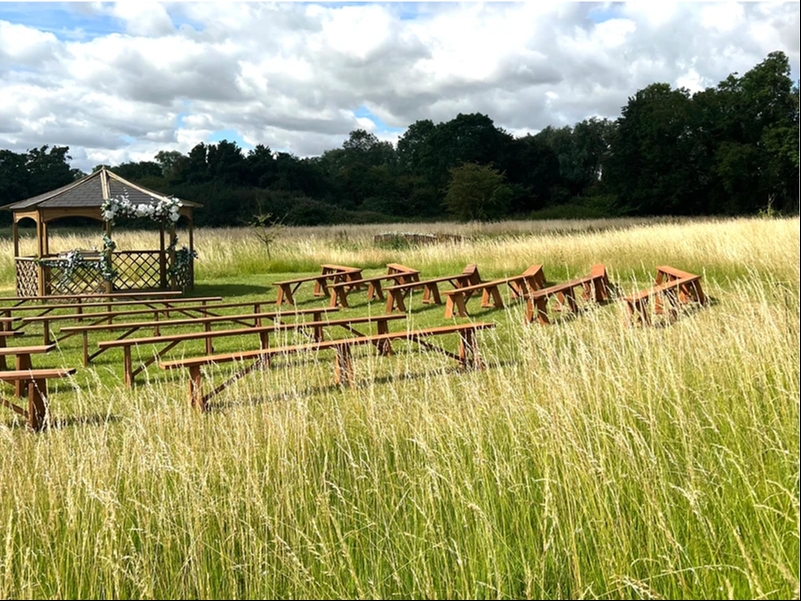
[60,307,340,366]
[622,265,707,325]
[443,264,546,318]
[328,264,421,308]
[384,264,481,313]
[0,344,56,397]
[0,291,184,308]
[526,264,610,324]
[160,322,496,411]
[274,264,364,306]
[98,313,407,387]
[0,295,228,323]
[20,297,228,345]
[0,368,76,431]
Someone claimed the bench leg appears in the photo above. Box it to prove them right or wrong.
[386,289,405,313]
[424,283,441,305]
[27,379,47,432]
[458,329,483,370]
[188,365,205,411]
[123,347,133,388]
[313,277,328,297]
[481,286,503,309]
[375,321,393,356]
[627,298,651,326]
[15,354,32,398]
[0,334,6,371]
[445,294,468,318]
[564,288,578,313]
[334,345,355,388]
[528,297,550,325]
[367,281,384,302]
[276,284,294,306]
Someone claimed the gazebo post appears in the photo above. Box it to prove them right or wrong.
[104,220,113,294]
[36,215,46,296]
[168,222,177,290]
[12,219,19,258]
[159,222,167,288]
[188,216,195,289]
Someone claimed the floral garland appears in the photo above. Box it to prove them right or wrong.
[101,193,182,225]
[40,194,194,289]
[166,236,199,279]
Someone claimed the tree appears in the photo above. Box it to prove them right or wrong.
[444,162,511,221]
[154,150,185,179]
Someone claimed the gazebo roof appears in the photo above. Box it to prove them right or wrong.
[4,167,202,211]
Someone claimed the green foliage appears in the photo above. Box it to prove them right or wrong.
[444,162,511,221]
[1,52,797,227]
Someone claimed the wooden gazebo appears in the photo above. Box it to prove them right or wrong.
[4,167,201,297]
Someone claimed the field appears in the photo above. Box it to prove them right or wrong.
[0,216,798,599]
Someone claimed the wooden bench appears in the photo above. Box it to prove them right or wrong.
[443,265,546,318]
[61,307,339,366]
[0,291,183,308]
[526,264,610,324]
[20,297,227,345]
[274,265,363,306]
[328,265,421,308]
[655,265,707,305]
[0,295,228,329]
[622,266,706,325]
[98,314,407,387]
[0,368,76,431]
[0,344,56,397]
[384,264,481,313]
[160,322,496,411]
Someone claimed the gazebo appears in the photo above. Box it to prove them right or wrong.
[4,167,201,297]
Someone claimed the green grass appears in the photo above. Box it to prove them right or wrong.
[0,217,798,599]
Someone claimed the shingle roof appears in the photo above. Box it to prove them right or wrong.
[3,167,202,211]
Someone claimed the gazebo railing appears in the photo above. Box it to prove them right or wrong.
[15,257,40,297]
[14,250,194,297]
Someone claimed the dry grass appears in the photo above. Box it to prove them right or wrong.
[0,216,797,599]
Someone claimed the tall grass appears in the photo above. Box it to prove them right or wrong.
[0,217,798,599]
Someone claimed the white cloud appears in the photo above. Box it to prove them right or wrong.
[0,2,797,172]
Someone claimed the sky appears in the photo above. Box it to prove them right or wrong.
[0,1,799,173]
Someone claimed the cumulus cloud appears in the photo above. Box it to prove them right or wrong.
[0,2,797,172]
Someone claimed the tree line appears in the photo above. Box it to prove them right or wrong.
[1,51,797,227]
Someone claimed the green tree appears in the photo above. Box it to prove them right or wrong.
[444,162,511,221]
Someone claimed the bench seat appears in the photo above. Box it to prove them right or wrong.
[328,267,420,308]
[622,267,705,325]
[443,264,545,318]
[98,313,406,387]
[160,322,495,411]
[526,264,609,324]
[384,264,481,313]
[61,306,338,366]
[274,265,363,305]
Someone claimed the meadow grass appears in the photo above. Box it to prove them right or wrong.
[0,217,798,599]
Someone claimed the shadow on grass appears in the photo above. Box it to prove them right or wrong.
[203,358,506,414]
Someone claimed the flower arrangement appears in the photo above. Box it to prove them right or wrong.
[101,192,182,225]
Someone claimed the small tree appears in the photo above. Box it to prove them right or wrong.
[444,162,511,221]
[248,210,284,259]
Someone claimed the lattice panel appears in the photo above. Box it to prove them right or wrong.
[15,259,39,297]
[114,251,163,291]
[46,264,105,296]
